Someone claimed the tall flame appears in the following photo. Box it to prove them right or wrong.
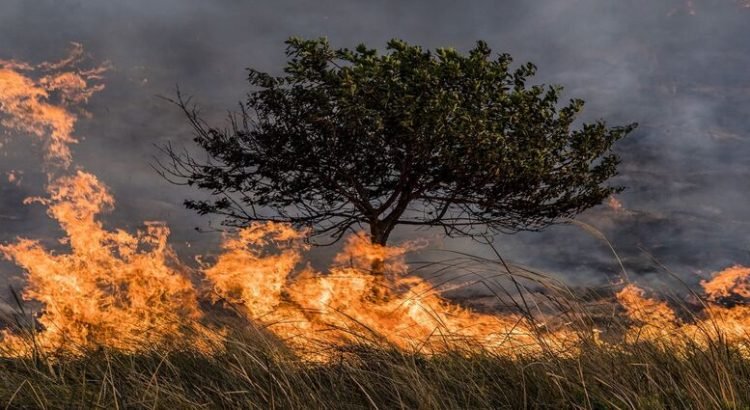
[0,172,214,355]
[0,45,216,357]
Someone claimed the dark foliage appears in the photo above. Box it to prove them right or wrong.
[160,38,636,245]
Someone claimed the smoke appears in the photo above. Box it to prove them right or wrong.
[1,0,749,290]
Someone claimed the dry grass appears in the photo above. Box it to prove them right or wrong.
[1,325,750,409]
[2,250,749,409]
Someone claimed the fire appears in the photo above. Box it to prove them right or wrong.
[0,171,217,356]
[3,44,750,362]
[702,265,750,301]
[0,45,215,357]
[616,267,750,354]
[0,43,107,167]
[616,284,680,343]
[204,228,577,358]
[202,222,308,318]
[696,266,750,350]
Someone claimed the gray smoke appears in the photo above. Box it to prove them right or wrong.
[1,0,749,293]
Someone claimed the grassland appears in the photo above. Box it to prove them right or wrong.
[1,323,750,409]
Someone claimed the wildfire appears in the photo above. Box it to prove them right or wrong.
[2,45,750,362]
[616,284,680,344]
[616,267,750,354]
[0,172,216,356]
[0,45,214,357]
[0,43,107,167]
[702,265,750,301]
[204,228,577,358]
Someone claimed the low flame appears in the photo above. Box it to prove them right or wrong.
[702,265,750,301]
[204,228,577,358]
[616,284,680,343]
[616,267,750,353]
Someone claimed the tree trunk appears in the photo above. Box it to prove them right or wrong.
[368,221,391,276]
[369,223,390,247]
[367,221,392,301]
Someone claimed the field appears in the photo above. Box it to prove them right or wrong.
[2,193,750,409]
[3,237,750,410]
[3,21,750,410]
[3,301,750,409]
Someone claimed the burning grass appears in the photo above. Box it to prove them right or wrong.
[5,43,750,409]
[4,216,750,409]
[3,298,750,409]
[4,192,750,408]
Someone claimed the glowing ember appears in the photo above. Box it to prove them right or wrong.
[5,170,21,186]
[607,196,624,212]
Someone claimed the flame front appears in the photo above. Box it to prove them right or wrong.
[203,229,577,358]
[616,267,750,354]
[0,45,215,357]
[616,284,681,344]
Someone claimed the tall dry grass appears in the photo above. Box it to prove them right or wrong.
[1,249,749,409]
[1,328,750,409]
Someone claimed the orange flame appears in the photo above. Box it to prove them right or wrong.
[616,267,750,354]
[616,284,680,344]
[0,172,217,356]
[702,265,750,301]
[202,222,308,318]
[0,45,216,357]
[0,42,107,167]
[4,44,750,362]
[204,228,577,359]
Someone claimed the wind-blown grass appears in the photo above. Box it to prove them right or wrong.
[2,247,750,409]
[2,325,750,409]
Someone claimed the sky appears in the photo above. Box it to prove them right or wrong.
[1,0,750,293]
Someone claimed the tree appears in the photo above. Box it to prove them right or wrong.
[161,37,636,247]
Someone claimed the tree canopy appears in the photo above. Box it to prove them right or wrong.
[161,37,636,246]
